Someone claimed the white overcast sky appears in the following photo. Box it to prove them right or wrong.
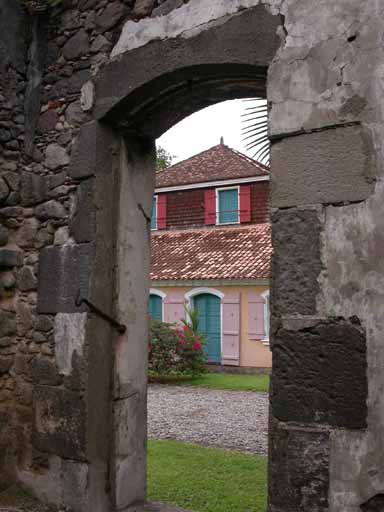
[157,98,265,164]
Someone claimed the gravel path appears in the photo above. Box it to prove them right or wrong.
[148,385,269,455]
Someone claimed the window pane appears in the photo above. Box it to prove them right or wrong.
[218,189,238,224]
[151,198,157,230]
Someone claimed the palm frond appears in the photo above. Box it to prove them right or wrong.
[241,98,270,166]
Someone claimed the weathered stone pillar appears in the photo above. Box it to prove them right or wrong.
[267,1,384,510]
[112,136,156,510]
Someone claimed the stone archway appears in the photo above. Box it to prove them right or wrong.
[23,1,382,512]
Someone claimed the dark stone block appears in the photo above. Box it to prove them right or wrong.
[152,0,184,17]
[272,318,367,428]
[20,172,47,206]
[95,1,127,32]
[17,266,37,291]
[35,199,66,221]
[33,385,86,460]
[37,243,94,313]
[361,494,384,511]
[62,29,89,61]
[0,311,16,337]
[0,410,16,490]
[269,425,329,512]
[48,69,90,100]
[0,248,23,268]
[30,356,62,386]
[68,122,116,179]
[70,178,95,243]
[0,225,9,246]
[37,109,59,134]
[0,356,13,375]
[272,209,322,316]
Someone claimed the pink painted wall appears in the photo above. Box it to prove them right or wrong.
[151,284,271,368]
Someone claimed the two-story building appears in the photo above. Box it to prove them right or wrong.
[150,142,272,369]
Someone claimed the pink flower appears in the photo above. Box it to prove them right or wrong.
[193,342,202,351]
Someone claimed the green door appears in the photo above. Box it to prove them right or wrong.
[149,294,162,321]
[194,294,221,363]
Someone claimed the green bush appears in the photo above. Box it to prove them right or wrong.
[149,320,206,378]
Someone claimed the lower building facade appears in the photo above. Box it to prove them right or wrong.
[149,282,271,369]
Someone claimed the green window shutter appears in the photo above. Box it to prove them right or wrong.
[151,197,157,230]
[218,189,238,224]
[149,295,162,321]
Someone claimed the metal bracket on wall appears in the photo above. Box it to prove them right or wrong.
[75,291,127,334]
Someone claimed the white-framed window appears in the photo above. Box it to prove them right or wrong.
[216,186,240,225]
[262,290,270,345]
[151,195,158,230]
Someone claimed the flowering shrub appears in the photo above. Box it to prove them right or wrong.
[149,320,206,378]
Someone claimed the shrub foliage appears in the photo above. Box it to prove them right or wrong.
[149,320,206,378]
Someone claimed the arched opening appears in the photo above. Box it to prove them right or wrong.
[89,5,280,510]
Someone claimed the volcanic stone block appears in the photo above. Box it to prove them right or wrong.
[272,318,367,428]
[70,178,95,243]
[20,172,47,206]
[30,356,62,386]
[33,385,86,460]
[271,125,375,208]
[272,208,322,315]
[0,248,23,268]
[361,494,384,511]
[37,243,94,314]
[68,122,116,179]
[269,426,329,512]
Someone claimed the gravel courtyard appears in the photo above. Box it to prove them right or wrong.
[148,384,269,455]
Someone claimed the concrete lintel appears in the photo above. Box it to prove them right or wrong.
[112,0,281,57]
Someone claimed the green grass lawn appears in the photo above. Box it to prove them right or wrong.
[150,372,270,393]
[147,440,267,512]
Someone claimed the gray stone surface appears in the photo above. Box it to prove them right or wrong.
[95,2,126,32]
[20,173,47,206]
[271,126,375,208]
[152,0,184,18]
[17,266,37,292]
[0,226,9,246]
[37,243,94,314]
[272,318,367,428]
[68,122,116,179]
[35,200,66,221]
[62,29,89,61]
[69,178,95,243]
[272,208,322,316]
[33,385,86,460]
[45,144,70,170]
[148,385,269,454]
[0,249,23,269]
[269,426,330,512]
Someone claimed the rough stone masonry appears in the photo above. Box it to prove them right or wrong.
[0,0,383,511]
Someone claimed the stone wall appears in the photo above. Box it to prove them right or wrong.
[1,0,384,511]
[0,0,189,499]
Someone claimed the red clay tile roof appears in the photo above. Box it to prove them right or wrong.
[150,224,271,281]
[156,144,269,188]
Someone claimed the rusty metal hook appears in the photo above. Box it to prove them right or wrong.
[75,291,126,334]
